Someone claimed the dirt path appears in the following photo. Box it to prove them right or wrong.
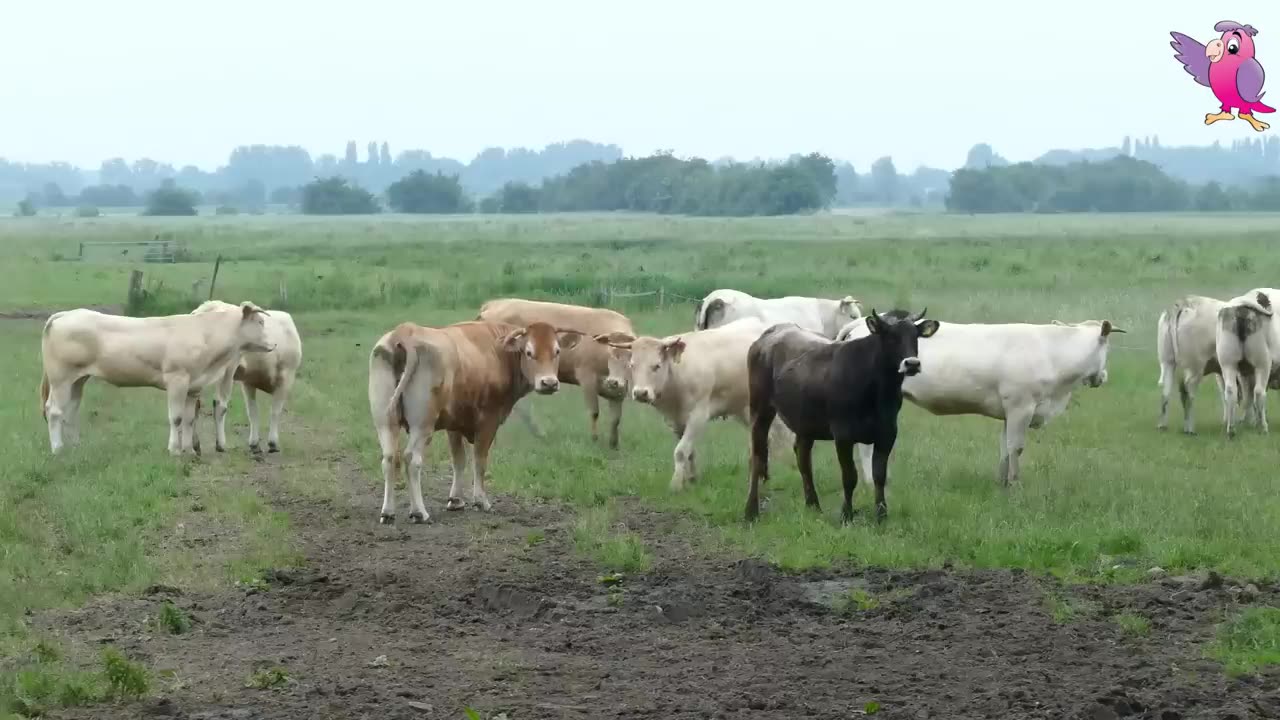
[35,450,1280,720]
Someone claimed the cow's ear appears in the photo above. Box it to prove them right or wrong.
[1101,320,1125,336]
[664,337,687,363]
[241,302,255,319]
[596,332,635,346]
[558,331,582,351]
[865,310,882,334]
[916,319,940,338]
[839,296,858,313]
[500,329,528,352]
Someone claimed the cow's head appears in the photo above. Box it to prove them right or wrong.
[237,302,274,353]
[837,295,863,322]
[594,332,635,399]
[607,335,685,404]
[501,321,581,395]
[865,308,938,376]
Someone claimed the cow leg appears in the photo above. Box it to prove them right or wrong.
[581,378,601,443]
[1179,370,1202,435]
[997,420,1011,484]
[856,443,874,492]
[63,376,88,447]
[213,370,234,452]
[243,385,263,454]
[606,396,623,450]
[267,375,293,453]
[446,431,468,511]
[871,442,892,522]
[1002,408,1033,485]
[45,378,77,454]
[1158,359,1176,430]
[1221,364,1242,438]
[403,425,432,523]
[835,438,858,523]
[794,435,820,511]
[165,381,191,455]
[1250,361,1270,434]
[183,391,201,456]
[746,406,775,521]
[671,411,709,492]
[470,419,499,512]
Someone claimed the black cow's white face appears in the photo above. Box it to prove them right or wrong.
[865,308,938,376]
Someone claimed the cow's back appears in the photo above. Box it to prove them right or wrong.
[478,298,631,384]
[429,321,524,427]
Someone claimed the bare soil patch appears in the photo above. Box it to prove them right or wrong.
[32,454,1280,720]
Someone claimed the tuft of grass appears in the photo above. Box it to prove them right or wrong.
[524,530,546,547]
[1042,590,1098,624]
[572,506,652,574]
[1114,612,1151,638]
[1209,607,1280,675]
[155,601,191,635]
[101,648,148,700]
[245,667,290,690]
[864,700,882,715]
[835,588,880,615]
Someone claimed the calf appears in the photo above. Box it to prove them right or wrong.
[1215,289,1280,437]
[838,314,1120,485]
[477,297,634,448]
[694,288,861,338]
[39,302,274,455]
[1156,295,1232,433]
[368,320,580,523]
[747,309,937,522]
[603,317,793,491]
[193,301,304,454]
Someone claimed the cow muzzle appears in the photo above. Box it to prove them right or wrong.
[899,357,922,376]
[1086,370,1107,388]
[535,376,560,394]
[601,377,627,398]
[632,387,654,404]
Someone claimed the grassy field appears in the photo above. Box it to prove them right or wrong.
[2,211,1280,712]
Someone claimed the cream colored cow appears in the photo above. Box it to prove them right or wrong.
[39,302,274,455]
[193,300,303,454]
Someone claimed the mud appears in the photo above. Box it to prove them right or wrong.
[30,455,1280,720]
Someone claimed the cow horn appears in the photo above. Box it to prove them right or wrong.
[912,307,928,322]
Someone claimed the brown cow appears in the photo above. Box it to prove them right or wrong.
[478,298,634,448]
[368,319,581,524]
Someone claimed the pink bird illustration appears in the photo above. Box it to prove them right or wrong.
[1171,21,1274,132]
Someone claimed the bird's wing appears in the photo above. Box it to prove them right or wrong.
[1238,58,1267,102]
[1170,32,1212,87]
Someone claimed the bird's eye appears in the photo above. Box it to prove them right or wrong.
[1228,39,1240,54]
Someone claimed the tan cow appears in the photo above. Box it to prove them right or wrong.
[192,301,304,454]
[603,317,794,492]
[39,302,274,455]
[368,320,581,523]
[477,297,634,448]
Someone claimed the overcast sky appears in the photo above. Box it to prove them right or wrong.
[1,1,1274,172]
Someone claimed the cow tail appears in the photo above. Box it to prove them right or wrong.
[383,339,419,421]
[39,372,50,421]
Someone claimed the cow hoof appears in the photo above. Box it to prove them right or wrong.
[268,442,280,454]
[408,511,428,524]
[249,443,263,454]
[472,500,493,512]
[446,497,466,511]
[379,514,395,525]
[215,444,225,453]
[875,506,888,523]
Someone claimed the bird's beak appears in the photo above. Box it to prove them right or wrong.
[1206,38,1225,63]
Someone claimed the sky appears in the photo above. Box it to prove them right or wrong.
[0,1,1275,172]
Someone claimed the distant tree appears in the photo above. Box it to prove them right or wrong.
[387,170,471,213]
[15,198,36,216]
[343,141,358,166]
[229,179,267,211]
[964,143,1008,169]
[379,142,392,167]
[270,185,301,206]
[300,177,380,215]
[870,157,898,204]
[478,195,501,214]
[497,181,541,213]
[42,182,68,206]
[75,205,100,218]
[78,184,139,207]
[1195,181,1232,211]
[367,141,379,166]
[143,182,199,216]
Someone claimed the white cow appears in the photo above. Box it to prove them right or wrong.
[193,300,304,454]
[39,302,274,455]
[694,289,862,338]
[603,317,794,491]
[1156,295,1230,434]
[838,313,1121,485]
[1215,288,1280,437]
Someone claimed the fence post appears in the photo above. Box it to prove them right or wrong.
[278,277,288,306]
[78,242,84,260]
[658,287,665,310]
[127,270,144,309]
[208,255,222,301]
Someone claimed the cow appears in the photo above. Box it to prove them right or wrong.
[39,301,274,455]
[368,319,581,524]
[1215,289,1280,437]
[601,317,794,492]
[694,288,862,338]
[837,313,1121,487]
[192,301,304,454]
[746,309,938,523]
[477,298,634,448]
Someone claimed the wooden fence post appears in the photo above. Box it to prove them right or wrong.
[127,270,144,309]
[279,277,288,306]
[658,287,665,309]
[208,255,222,301]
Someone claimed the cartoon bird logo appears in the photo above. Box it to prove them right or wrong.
[1171,21,1274,131]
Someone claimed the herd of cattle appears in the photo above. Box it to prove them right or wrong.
[34,285,1280,523]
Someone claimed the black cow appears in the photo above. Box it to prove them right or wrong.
[744,308,939,523]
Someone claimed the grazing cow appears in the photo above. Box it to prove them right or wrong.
[477,298,634,448]
[368,320,580,523]
[192,301,304,454]
[1216,289,1280,437]
[602,317,794,492]
[747,309,938,523]
[1157,295,1230,434]
[837,313,1120,486]
[39,302,274,455]
[694,288,862,338]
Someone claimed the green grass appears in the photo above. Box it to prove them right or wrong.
[3,212,1280,711]
[1113,612,1152,638]
[1209,607,1280,675]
